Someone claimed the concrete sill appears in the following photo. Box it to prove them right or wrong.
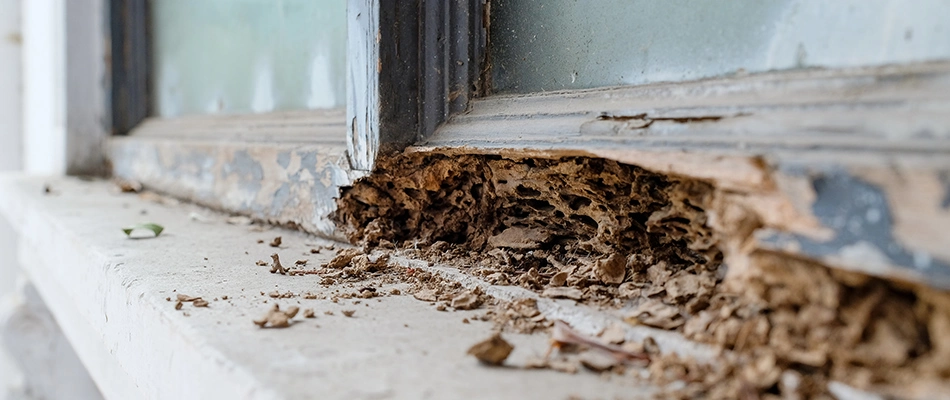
[0,175,676,399]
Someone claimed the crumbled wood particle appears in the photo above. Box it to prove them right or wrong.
[174,301,183,310]
[451,291,482,310]
[541,287,584,300]
[253,304,298,328]
[221,295,228,300]
[269,253,288,274]
[176,294,200,302]
[257,239,264,244]
[255,260,268,266]
[390,288,401,295]
[295,259,308,266]
[341,310,355,317]
[269,236,282,247]
[549,271,569,287]
[462,318,470,324]
[326,248,361,269]
[467,333,514,366]
[193,299,209,307]
[593,254,626,285]
[436,304,447,311]
[303,309,315,318]
[599,323,627,345]
[165,297,171,301]
[324,310,334,316]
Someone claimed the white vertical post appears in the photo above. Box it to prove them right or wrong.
[22,0,108,176]
[22,0,67,175]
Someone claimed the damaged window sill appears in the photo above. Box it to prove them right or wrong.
[0,175,680,399]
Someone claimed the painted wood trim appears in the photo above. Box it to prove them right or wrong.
[346,0,487,172]
[111,110,356,240]
[109,0,150,136]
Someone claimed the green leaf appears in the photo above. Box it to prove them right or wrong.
[122,223,164,238]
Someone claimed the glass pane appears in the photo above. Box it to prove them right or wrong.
[490,0,950,94]
[151,0,346,117]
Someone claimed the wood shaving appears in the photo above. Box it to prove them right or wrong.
[192,299,209,307]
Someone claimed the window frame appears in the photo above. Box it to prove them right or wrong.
[100,0,950,289]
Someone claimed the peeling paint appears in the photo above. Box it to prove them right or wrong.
[758,169,950,287]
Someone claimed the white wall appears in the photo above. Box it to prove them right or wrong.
[0,0,23,301]
[0,0,24,397]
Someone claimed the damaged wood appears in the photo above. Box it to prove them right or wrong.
[333,148,950,397]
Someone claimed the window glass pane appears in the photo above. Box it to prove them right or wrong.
[490,0,950,94]
[151,0,346,117]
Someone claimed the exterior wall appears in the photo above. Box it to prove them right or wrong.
[0,0,22,304]
[0,1,24,397]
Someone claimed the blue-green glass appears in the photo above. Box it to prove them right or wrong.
[490,0,950,94]
[151,0,346,117]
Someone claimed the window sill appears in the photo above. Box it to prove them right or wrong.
[0,175,722,399]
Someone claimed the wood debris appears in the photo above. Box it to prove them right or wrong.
[303,309,315,318]
[467,333,514,366]
[269,236,282,247]
[255,260,268,266]
[269,253,288,274]
[450,290,482,310]
[549,320,649,364]
[326,248,361,269]
[253,305,299,328]
[341,310,355,317]
[541,287,584,300]
[593,254,626,284]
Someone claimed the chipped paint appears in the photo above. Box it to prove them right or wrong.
[110,136,350,241]
[757,168,950,288]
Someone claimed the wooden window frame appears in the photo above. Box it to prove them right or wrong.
[100,1,950,289]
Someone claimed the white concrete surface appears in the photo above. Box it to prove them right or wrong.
[0,175,661,399]
[0,280,102,400]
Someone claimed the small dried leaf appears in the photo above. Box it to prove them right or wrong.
[122,223,164,238]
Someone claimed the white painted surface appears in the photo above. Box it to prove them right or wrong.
[0,0,22,299]
[22,0,108,175]
[0,280,103,400]
[0,175,661,400]
[21,0,66,175]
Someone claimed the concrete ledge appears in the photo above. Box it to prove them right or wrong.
[0,175,662,399]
